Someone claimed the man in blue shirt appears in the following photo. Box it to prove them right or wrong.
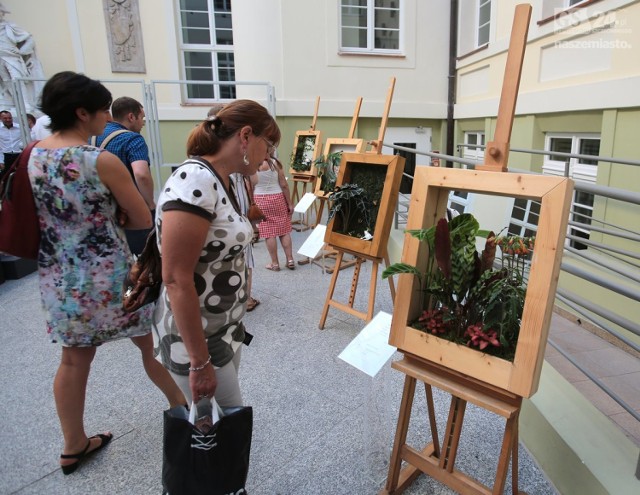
[94,97,155,255]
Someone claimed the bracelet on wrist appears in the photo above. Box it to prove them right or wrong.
[188,355,211,372]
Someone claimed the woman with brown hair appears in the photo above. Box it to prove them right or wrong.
[153,99,280,406]
[28,71,185,475]
[251,156,295,270]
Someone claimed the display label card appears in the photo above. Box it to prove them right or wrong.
[338,312,396,377]
[294,192,317,213]
[297,224,326,258]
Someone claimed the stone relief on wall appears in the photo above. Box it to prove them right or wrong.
[0,2,45,112]
[103,0,146,73]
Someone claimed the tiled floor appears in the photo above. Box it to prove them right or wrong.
[545,313,640,446]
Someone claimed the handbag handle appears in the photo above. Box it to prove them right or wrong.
[189,397,223,426]
[243,175,256,205]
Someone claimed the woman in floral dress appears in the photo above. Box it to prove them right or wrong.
[27,72,184,475]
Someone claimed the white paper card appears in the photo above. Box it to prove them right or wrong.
[338,312,396,377]
[297,224,327,258]
[294,192,317,213]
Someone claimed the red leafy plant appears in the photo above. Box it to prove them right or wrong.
[383,213,534,361]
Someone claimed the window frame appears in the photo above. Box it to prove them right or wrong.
[462,131,485,162]
[176,0,236,102]
[339,0,404,55]
[543,132,600,249]
[476,0,491,47]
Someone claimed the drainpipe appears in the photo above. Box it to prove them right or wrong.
[446,0,459,167]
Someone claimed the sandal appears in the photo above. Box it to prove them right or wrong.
[60,432,113,475]
[286,260,296,270]
[246,297,261,312]
[265,263,280,272]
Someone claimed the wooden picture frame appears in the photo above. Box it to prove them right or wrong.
[324,152,405,260]
[388,167,573,398]
[314,138,366,198]
[288,130,323,178]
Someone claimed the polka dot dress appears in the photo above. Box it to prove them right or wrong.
[152,159,253,374]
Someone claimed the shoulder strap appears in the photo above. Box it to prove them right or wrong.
[243,175,255,204]
[93,129,132,149]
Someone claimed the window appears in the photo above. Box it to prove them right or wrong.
[544,134,599,250]
[508,198,539,238]
[340,0,402,54]
[477,0,491,47]
[462,131,485,162]
[177,0,235,101]
[507,134,599,250]
[394,142,416,194]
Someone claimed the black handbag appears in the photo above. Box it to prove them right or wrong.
[162,403,253,495]
[122,229,161,312]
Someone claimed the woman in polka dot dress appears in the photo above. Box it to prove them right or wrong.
[152,100,280,407]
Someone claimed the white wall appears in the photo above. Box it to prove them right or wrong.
[233,0,450,119]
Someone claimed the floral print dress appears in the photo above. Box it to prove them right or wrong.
[28,145,151,346]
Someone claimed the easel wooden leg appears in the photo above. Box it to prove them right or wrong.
[347,257,363,307]
[492,409,522,495]
[315,198,325,227]
[425,383,440,458]
[511,413,520,495]
[383,374,418,495]
[383,253,396,301]
[292,178,315,232]
[440,397,467,473]
[367,259,379,320]
[318,251,344,329]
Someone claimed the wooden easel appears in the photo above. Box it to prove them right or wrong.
[292,96,322,232]
[318,248,395,327]
[318,79,398,327]
[381,356,524,495]
[309,97,365,273]
[381,5,533,494]
[314,96,363,225]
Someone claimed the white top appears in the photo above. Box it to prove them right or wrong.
[0,123,23,156]
[254,168,281,195]
[32,115,52,140]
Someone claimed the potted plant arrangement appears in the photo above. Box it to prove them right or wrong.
[314,151,343,196]
[290,136,316,174]
[288,131,323,177]
[386,166,573,397]
[327,183,374,240]
[383,213,534,361]
[324,152,404,259]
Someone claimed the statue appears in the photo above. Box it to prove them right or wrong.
[108,0,135,63]
[0,3,45,111]
[102,0,146,73]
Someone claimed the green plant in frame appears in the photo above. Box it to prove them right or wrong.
[314,151,342,192]
[348,162,387,236]
[382,213,534,361]
[327,183,374,239]
[290,136,316,172]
